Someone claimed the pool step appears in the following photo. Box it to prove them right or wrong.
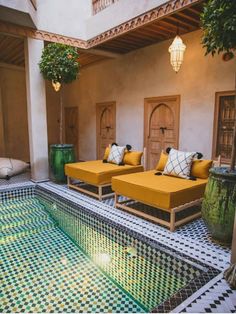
[1,219,55,244]
[0,198,56,244]
[0,208,49,230]
[0,199,42,219]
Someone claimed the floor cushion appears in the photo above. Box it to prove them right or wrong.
[0,158,29,179]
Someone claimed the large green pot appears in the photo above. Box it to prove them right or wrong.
[50,144,75,182]
[202,167,236,244]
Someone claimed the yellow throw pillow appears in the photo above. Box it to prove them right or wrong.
[191,159,213,179]
[156,151,168,171]
[123,151,143,166]
[103,147,110,160]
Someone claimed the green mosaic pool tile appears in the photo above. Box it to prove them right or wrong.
[40,198,201,311]
[0,219,55,244]
[0,208,49,230]
[1,213,144,313]
[0,198,42,218]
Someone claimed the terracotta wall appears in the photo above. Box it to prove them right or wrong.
[63,30,235,161]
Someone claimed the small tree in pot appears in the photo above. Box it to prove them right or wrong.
[201,0,236,288]
[201,0,236,289]
[39,43,80,182]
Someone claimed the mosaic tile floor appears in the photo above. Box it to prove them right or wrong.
[0,171,31,186]
[0,197,144,313]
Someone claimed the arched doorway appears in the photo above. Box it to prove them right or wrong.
[144,95,180,169]
[96,102,116,159]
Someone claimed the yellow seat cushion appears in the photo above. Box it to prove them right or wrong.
[123,151,143,166]
[65,160,144,185]
[191,159,213,179]
[112,170,207,210]
[156,151,169,171]
[103,147,110,160]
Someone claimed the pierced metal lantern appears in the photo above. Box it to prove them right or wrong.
[168,35,186,73]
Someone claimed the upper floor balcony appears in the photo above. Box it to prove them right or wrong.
[92,0,119,15]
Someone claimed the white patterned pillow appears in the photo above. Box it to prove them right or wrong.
[107,145,126,165]
[163,149,196,179]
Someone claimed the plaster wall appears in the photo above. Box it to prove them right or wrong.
[0,66,30,161]
[0,0,36,27]
[64,30,235,161]
[86,0,168,38]
[34,0,92,40]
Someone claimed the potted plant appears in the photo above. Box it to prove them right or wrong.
[39,43,80,182]
[201,0,236,245]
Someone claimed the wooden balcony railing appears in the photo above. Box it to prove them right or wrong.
[92,0,119,15]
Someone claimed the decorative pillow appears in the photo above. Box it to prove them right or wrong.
[103,147,110,160]
[163,149,196,179]
[123,151,143,166]
[0,158,29,179]
[107,145,126,165]
[191,159,213,179]
[156,151,168,171]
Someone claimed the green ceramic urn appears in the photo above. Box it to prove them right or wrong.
[50,144,75,182]
[202,167,236,244]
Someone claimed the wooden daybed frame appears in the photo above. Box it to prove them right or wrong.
[67,177,114,201]
[114,193,202,232]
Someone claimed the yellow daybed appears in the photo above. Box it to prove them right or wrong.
[65,160,144,200]
[112,166,210,232]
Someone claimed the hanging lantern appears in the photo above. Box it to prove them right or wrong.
[168,35,186,73]
[52,81,61,92]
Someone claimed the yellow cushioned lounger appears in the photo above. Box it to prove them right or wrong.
[112,170,208,231]
[65,160,143,200]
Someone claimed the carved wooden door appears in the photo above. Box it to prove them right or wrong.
[144,96,180,169]
[213,91,236,163]
[96,102,116,159]
[65,106,78,158]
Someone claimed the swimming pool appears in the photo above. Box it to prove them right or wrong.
[1,185,219,312]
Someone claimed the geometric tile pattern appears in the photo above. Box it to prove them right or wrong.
[38,193,205,311]
[39,182,230,271]
[181,277,236,313]
[0,170,31,186]
[0,197,144,313]
[0,181,234,313]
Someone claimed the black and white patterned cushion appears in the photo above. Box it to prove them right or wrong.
[107,145,126,165]
[163,148,196,179]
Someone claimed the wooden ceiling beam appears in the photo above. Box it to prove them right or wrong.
[186,6,202,15]
[2,42,24,61]
[133,28,167,40]
[0,36,12,50]
[106,38,141,49]
[164,16,194,31]
[147,23,176,36]
[175,12,200,25]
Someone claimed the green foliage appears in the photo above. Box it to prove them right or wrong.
[201,0,236,55]
[39,43,80,84]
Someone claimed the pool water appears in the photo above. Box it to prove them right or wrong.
[1,196,202,312]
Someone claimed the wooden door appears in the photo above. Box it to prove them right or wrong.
[96,102,116,159]
[213,91,236,163]
[65,106,78,158]
[144,95,180,169]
